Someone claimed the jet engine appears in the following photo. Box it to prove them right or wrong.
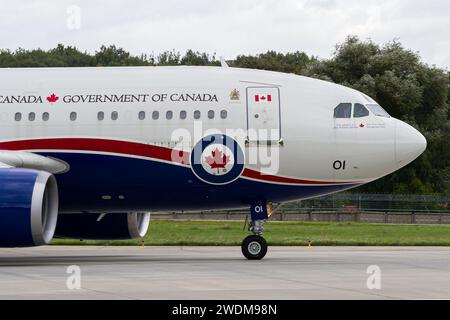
[0,169,59,247]
[55,212,150,240]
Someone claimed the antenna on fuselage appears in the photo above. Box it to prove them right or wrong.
[220,57,229,68]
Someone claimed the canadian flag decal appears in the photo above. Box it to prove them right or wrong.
[254,94,272,102]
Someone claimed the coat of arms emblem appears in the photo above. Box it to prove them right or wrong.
[229,89,240,101]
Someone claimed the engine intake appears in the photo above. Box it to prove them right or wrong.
[0,169,59,247]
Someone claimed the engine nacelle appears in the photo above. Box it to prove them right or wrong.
[55,212,150,240]
[0,169,59,247]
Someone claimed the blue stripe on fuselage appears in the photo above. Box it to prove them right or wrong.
[38,152,359,212]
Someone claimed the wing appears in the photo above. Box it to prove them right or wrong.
[0,150,68,173]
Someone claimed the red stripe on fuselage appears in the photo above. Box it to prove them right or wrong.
[242,168,353,185]
[0,138,356,185]
[0,138,190,165]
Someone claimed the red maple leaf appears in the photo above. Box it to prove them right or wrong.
[204,148,230,174]
[47,93,59,103]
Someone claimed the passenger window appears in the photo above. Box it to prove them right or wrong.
[208,110,215,119]
[334,103,352,119]
[166,111,173,120]
[220,110,227,119]
[194,110,201,119]
[152,111,159,120]
[180,110,187,120]
[14,112,22,121]
[354,103,370,118]
[42,112,50,121]
[111,111,118,120]
[70,112,77,121]
[28,112,36,121]
[98,111,104,121]
[138,111,145,120]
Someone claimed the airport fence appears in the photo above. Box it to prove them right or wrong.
[153,193,450,224]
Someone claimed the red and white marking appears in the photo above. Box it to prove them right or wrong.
[254,94,272,103]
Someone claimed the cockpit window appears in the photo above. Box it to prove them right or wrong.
[334,103,352,119]
[366,104,391,118]
[354,103,370,118]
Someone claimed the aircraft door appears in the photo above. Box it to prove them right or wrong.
[246,87,281,143]
[333,102,357,181]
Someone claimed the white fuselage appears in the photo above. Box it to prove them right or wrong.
[0,66,426,212]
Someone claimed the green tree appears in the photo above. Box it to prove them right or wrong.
[94,45,152,66]
[233,50,313,74]
[157,50,219,66]
[180,50,219,66]
[49,44,95,67]
[156,50,181,66]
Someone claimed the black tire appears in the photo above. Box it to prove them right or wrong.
[241,235,268,260]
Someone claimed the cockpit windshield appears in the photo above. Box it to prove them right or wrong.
[333,103,352,118]
[366,104,391,118]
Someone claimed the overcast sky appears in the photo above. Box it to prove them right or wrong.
[0,0,448,69]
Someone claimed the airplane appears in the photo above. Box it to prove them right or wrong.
[0,64,426,259]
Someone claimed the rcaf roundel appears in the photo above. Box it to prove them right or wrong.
[190,134,245,185]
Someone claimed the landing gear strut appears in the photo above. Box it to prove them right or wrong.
[241,201,271,260]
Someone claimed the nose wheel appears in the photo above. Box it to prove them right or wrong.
[241,201,271,260]
[241,235,267,260]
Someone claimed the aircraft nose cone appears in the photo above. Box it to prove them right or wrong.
[395,120,427,167]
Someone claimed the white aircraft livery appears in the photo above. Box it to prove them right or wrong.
[0,66,426,259]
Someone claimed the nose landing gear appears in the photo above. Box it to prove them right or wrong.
[241,201,271,260]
